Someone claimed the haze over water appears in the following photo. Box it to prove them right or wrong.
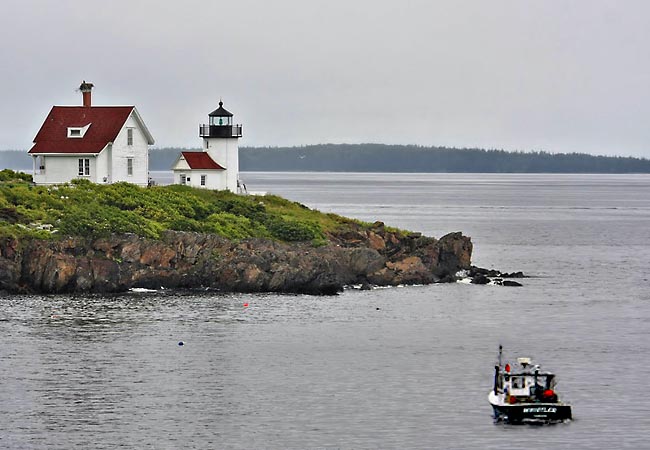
[2,172,650,449]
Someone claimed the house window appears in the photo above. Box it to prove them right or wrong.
[180,174,186,185]
[78,158,90,176]
[127,128,134,145]
[127,158,133,176]
[200,175,206,186]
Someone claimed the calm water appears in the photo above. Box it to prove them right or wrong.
[2,173,650,449]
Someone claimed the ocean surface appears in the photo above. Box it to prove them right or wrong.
[2,172,650,449]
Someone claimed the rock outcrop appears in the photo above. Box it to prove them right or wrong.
[467,266,526,287]
[0,224,473,295]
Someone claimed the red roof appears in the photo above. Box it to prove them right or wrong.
[28,106,134,154]
[181,152,225,170]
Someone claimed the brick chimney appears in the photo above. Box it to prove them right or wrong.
[79,80,94,107]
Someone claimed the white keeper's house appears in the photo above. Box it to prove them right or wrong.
[172,100,243,192]
[28,81,155,186]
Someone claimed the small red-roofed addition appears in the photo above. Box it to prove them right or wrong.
[180,152,225,170]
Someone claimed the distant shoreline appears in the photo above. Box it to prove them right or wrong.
[3,144,650,173]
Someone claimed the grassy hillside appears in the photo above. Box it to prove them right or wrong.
[0,169,371,244]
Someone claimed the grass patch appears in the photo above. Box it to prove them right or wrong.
[0,170,377,242]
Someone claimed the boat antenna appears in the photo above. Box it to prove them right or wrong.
[498,344,503,367]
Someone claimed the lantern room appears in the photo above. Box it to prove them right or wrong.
[199,100,242,138]
[209,101,233,126]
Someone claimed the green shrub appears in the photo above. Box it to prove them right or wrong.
[57,204,161,238]
[164,216,203,232]
[205,212,264,240]
[265,217,317,242]
[0,169,32,183]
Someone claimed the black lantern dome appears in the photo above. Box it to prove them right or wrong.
[200,100,242,138]
[209,101,233,118]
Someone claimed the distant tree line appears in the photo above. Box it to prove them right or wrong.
[238,144,650,173]
[3,144,650,173]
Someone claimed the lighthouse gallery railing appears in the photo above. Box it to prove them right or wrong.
[199,124,243,138]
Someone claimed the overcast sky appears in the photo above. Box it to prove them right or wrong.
[1,0,649,157]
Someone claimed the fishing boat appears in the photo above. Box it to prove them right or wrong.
[488,346,572,423]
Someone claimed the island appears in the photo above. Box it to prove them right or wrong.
[0,169,513,295]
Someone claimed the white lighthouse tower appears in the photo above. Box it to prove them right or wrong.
[200,101,242,192]
[172,100,243,191]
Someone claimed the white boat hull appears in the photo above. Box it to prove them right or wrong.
[488,392,572,423]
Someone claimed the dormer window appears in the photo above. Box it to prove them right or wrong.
[67,123,91,138]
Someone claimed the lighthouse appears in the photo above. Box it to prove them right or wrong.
[200,101,243,192]
[172,100,243,191]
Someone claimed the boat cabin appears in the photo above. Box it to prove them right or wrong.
[494,357,558,404]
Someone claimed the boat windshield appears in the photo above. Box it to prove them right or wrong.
[500,372,556,393]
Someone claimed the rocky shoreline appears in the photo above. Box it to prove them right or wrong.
[0,221,523,295]
[0,221,495,295]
